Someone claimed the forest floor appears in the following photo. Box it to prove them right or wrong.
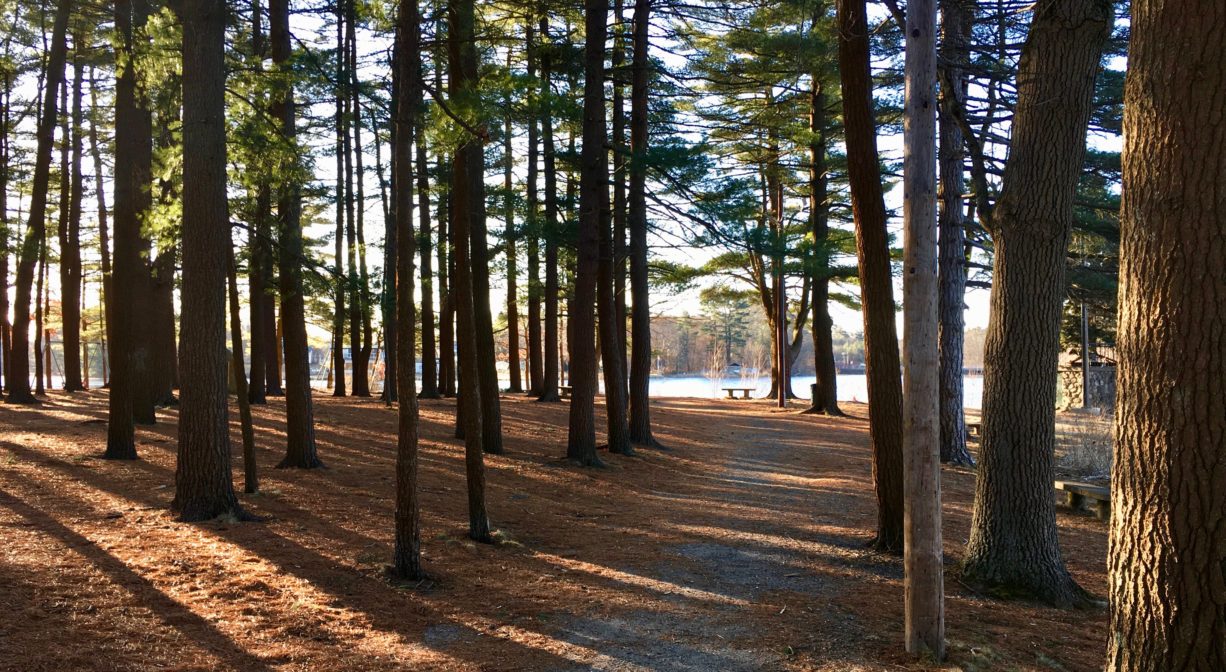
[0,391,1109,671]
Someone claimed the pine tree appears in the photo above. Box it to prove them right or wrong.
[271,0,322,469]
[836,0,904,553]
[7,0,70,405]
[173,0,244,522]
[1107,0,1226,665]
[961,0,1113,606]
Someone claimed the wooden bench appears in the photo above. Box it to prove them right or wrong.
[559,386,572,399]
[967,421,981,437]
[722,387,754,399]
[1055,480,1110,520]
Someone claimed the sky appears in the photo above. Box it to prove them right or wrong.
[3,3,1128,347]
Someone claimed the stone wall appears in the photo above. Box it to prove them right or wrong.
[1058,365,1116,410]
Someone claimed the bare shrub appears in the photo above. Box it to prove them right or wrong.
[1056,413,1113,480]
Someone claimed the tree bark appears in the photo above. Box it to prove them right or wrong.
[332,0,348,398]
[174,0,244,522]
[347,4,373,398]
[245,0,269,406]
[417,91,438,399]
[0,67,11,394]
[438,144,456,398]
[538,16,561,404]
[392,0,423,579]
[806,78,841,416]
[61,45,85,392]
[936,0,974,466]
[35,212,45,396]
[247,188,269,404]
[504,90,523,394]
[525,21,544,397]
[962,0,1112,606]
[8,0,70,404]
[1107,1,1226,666]
[378,66,397,404]
[567,0,607,467]
[597,6,631,456]
[448,0,492,540]
[227,248,258,495]
[612,0,629,398]
[466,78,503,456]
[627,0,656,446]
[271,0,322,469]
[150,244,178,403]
[836,0,904,553]
[87,67,110,391]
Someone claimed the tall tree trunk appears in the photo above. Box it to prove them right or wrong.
[106,0,158,425]
[836,0,904,553]
[377,78,397,404]
[538,16,561,403]
[448,0,491,540]
[54,69,69,391]
[626,0,655,446]
[567,0,607,467]
[61,46,85,392]
[0,68,11,394]
[248,185,272,404]
[766,117,788,407]
[129,0,157,424]
[87,67,109,391]
[227,248,258,495]
[936,0,973,466]
[438,150,456,397]
[505,102,523,394]
[611,0,629,402]
[468,110,504,453]
[1108,1,1226,666]
[525,20,544,397]
[416,91,438,399]
[8,0,69,404]
[271,0,322,469]
[174,0,244,522]
[806,79,840,415]
[392,0,423,579]
[348,7,373,398]
[35,218,45,396]
[597,10,631,457]
[436,37,455,399]
[246,0,269,405]
[331,0,348,398]
[266,282,283,395]
[150,244,178,403]
[961,0,1112,606]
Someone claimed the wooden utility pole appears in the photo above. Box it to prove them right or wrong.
[901,0,943,658]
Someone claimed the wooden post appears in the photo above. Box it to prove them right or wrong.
[902,0,944,658]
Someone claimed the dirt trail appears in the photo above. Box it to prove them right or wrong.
[0,393,1109,671]
[546,409,907,671]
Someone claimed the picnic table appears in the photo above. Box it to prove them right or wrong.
[559,385,572,399]
[1055,480,1111,520]
[722,387,754,399]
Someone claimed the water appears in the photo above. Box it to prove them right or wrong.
[646,373,984,409]
[52,371,983,410]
